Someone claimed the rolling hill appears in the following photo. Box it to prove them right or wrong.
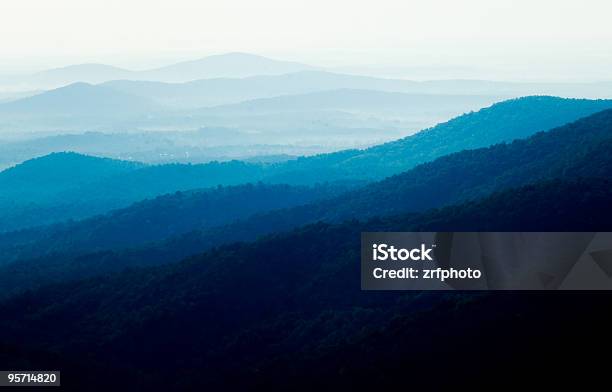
[0,82,161,117]
[1,53,316,90]
[0,152,143,200]
[29,64,135,86]
[268,96,612,181]
[1,96,611,231]
[141,52,316,82]
[2,107,612,294]
[0,64,135,90]
[1,74,500,138]
[0,182,353,264]
[295,106,612,219]
[4,53,612,100]
[102,71,496,108]
[0,178,609,390]
[0,153,269,232]
[201,88,499,116]
[102,71,612,109]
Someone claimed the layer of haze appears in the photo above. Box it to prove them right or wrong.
[1,0,611,81]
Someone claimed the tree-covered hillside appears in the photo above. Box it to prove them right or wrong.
[0,154,268,232]
[2,108,612,296]
[2,96,610,232]
[0,178,610,390]
[268,96,612,182]
[0,182,354,265]
[321,107,612,219]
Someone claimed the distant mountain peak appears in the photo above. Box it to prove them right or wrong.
[203,52,274,59]
[24,64,135,88]
[7,151,137,168]
[143,52,316,81]
[35,63,131,74]
[0,152,143,187]
[52,81,95,91]
[0,82,160,115]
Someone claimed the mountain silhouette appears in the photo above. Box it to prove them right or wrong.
[1,53,315,90]
[0,178,609,390]
[268,96,612,181]
[102,70,612,109]
[2,107,612,294]
[1,96,611,232]
[102,71,489,108]
[0,152,142,197]
[141,52,316,82]
[0,82,160,116]
[31,63,135,85]
[202,88,498,115]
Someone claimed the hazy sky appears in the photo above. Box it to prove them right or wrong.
[1,0,612,80]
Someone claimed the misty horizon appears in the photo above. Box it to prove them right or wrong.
[1,50,612,84]
[2,0,612,82]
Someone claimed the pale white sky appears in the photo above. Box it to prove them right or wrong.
[1,0,612,80]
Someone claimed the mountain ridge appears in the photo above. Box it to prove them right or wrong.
[2,107,612,294]
[1,53,316,90]
[0,178,609,390]
[0,82,161,116]
[1,96,611,231]
[141,52,316,82]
